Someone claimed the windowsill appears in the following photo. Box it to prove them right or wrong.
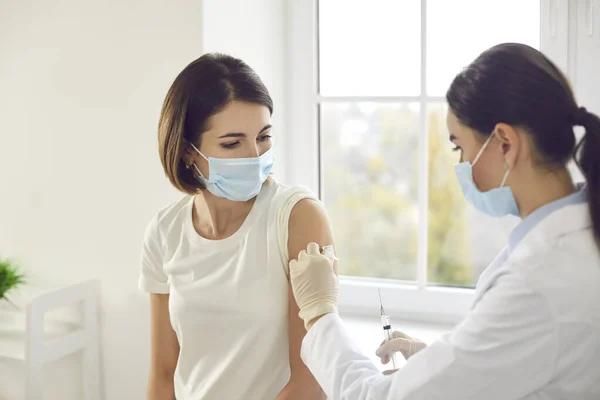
[338,277,475,326]
[340,311,453,371]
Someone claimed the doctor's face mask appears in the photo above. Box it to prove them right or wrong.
[448,113,519,218]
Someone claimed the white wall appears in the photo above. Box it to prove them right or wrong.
[0,0,203,398]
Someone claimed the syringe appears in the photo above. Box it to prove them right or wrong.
[378,289,399,370]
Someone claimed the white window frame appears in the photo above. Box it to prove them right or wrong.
[286,0,572,324]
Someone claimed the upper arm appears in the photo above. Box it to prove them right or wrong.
[149,294,180,374]
[148,294,179,396]
[288,198,336,269]
[286,198,334,395]
[140,217,178,397]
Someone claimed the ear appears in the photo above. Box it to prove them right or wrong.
[182,139,203,166]
[493,123,520,169]
[180,147,192,167]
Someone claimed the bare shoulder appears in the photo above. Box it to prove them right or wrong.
[288,198,334,261]
[289,198,329,224]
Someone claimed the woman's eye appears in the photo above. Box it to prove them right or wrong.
[221,141,240,149]
[258,135,272,142]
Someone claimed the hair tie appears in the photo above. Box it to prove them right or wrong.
[573,107,588,126]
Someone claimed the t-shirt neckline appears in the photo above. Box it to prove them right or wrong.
[184,184,268,247]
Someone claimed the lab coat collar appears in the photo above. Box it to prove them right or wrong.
[507,184,587,253]
[472,202,591,307]
[509,202,591,261]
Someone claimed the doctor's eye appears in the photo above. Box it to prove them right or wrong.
[452,146,463,162]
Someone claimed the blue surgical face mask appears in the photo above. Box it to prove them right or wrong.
[188,143,274,202]
[453,133,519,218]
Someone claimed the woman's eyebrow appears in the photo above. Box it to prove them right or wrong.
[219,132,246,139]
[258,124,272,133]
[218,124,272,139]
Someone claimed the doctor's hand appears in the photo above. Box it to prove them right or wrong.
[376,330,427,363]
[290,242,339,331]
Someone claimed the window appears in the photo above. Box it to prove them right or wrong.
[287,0,568,322]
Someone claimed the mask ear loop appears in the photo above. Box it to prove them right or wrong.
[472,132,511,188]
[184,140,209,180]
[500,164,511,188]
[191,163,204,178]
[186,141,209,162]
[472,133,495,166]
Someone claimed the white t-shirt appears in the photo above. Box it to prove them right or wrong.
[138,179,316,400]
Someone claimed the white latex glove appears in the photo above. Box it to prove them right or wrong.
[376,330,427,364]
[289,242,339,330]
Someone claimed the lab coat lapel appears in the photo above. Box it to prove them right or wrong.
[471,247,508,307]
[471,203,591,309]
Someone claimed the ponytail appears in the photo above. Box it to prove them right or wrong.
[574,107,600,240]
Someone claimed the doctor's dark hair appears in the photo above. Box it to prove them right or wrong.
[446,43,600,240]
[158,53,273,194]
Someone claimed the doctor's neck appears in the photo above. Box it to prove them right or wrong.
[512,166,576,219]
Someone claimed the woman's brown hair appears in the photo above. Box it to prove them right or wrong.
[158,53,273,194]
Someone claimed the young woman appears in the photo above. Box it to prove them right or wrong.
[139,53,332,399]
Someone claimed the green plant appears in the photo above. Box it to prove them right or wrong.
[0,258,26,308]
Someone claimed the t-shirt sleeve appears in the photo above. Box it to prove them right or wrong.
[138,215,169,294]
[274,185,319,278]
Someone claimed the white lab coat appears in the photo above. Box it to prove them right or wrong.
[301,203,600,399]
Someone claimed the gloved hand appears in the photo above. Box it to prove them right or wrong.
[289,242,339,330]
[376,330,427,363]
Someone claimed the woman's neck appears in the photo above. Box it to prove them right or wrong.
[514,167,576,219]
[193,190,255,239]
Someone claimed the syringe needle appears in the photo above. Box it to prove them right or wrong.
[378,288,398,370]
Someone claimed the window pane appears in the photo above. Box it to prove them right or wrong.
[321,102,420,280]
[318,0,421,96]
[427,103,519,286]
[426,0,540,96]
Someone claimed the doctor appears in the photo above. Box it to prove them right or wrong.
[289,43,600,399]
